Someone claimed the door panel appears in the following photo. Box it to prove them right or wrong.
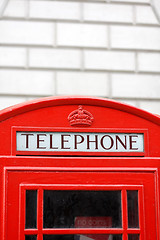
[5,170,157,240]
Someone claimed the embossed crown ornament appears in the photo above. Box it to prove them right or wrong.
[68,105,94,127]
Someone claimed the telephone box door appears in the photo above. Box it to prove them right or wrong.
[4,168,157,240]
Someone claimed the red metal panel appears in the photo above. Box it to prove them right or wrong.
[0,97,159,156]
[0,96,159,240]
[1,166,157,240]
[12,127,149,157]
[0,157,159,240]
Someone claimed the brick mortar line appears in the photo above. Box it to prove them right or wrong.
[150,0,160,23]
[53,71,57,95]
[26,0,30,19]
[26,48,29,69]
[135,51,138,73]
[108,73,112,98]
[1,17,159,26]
[113,97,160,101]
[0,93,52,98]
[54,22,57,47]
[0,94,160,102]
[132,5,136,25]
[80,2,84,23]
[1,45,160,53]
[81,49,84,71]
[107,25,111,50]
[0,66,160,75]
[22,0,151,5]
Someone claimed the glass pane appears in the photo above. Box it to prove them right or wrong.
[127,191,139,228]
[25,235,37,240]
[128,235,139,240]
[43,234,122,240]
[43,190,121,228]
[25,190,37,229]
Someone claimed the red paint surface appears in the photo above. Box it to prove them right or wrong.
[0,96,160,240]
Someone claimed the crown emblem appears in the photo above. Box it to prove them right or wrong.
[68,105,94,127]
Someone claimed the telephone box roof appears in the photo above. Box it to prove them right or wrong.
[0,96,159,126]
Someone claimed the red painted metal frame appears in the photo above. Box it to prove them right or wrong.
[0,96,160,126]
[1,157,158,240]
[0,97,160,240]
[20,184,143,240]
[12,127,149,157]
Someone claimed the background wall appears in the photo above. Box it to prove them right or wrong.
[0,0,160,114]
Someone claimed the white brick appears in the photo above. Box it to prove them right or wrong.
[84,50,135,71]
[111,26,160,50]
[112,74,160,99]
[56,72,109,96]
[138,53,160,72]
[30,1,80,20]
[84,3,133,23]
[26,96,42,101]
[111,0,150,3]
[0,70,55,95]
[3,0,26,18]
[139,101,160,114]
[136,6,159,24]
[0,21,54,45]
[57,23,107,48]
[29,48,81,69]
[0,96,26,110]
[0,47,26,67]
[153,0,160,19]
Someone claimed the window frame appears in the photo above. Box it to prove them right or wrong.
[20,184,144,240]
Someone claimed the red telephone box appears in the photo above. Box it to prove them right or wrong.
[0,96,160,240]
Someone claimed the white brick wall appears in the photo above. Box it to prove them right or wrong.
[0,70,55,95]
[30,1,81,20]
[29,49,81,69]
[0,21,54,45]
[111,0,150,3]
[56,72,109,96]
[0,0,160,115]
[138,53,160,72]
[3,0,26,18]
[111,26,160,50]
[152,0,160,18]
[57,23,108,48]
[0,47,26,67]
[112,74,160,99]
[140,101,160,113]
[135,6,159,24]
[83,3,133,23]
[0,96,27,110]
[84,51,135,71]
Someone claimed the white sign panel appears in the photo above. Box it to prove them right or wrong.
[16,132,144,153]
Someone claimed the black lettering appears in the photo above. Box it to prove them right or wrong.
[21,133,34,149]
[74,135,84,149]
[61,134,71,149]
[116,135,127,150]
[37,134,46,149]
[101,135,114,150]
[50,134,58,149]
[87,135,98,150]
[129,135,138,150]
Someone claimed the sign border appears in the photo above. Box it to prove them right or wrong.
[12,127,149,157]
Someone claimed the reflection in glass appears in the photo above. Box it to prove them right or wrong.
[43,190,121,228]
[127,191,139,228]
[128,234,139,240]
[43,234,122,240]
[25,235,37,240]
[25,190,37,229]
